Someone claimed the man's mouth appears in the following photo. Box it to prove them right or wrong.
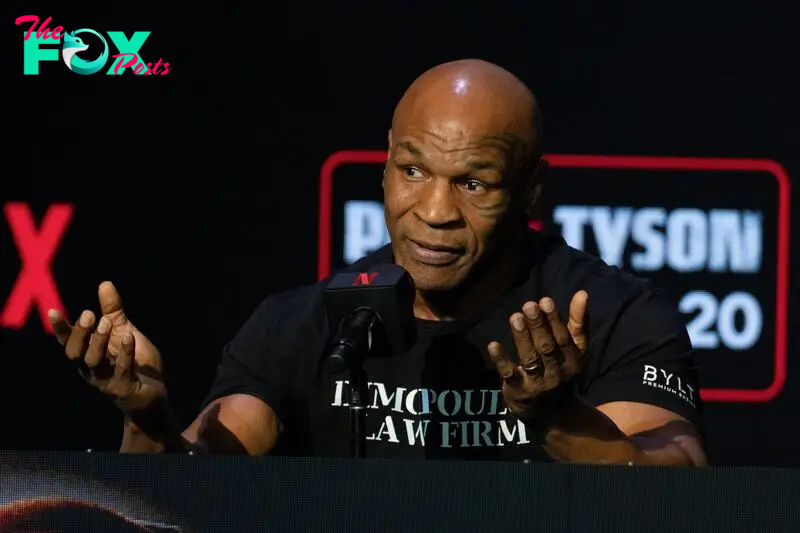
[406,238,464,266]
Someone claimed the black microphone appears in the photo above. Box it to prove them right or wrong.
[324,263,415,458]
[323,263,416,373]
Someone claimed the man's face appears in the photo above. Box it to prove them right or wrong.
[384,121,523,292]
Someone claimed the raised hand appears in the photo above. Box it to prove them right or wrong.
[49,281,166,413]
[488,291,588,421]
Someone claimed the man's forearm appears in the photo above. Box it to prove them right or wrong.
[121,417,167,453]
[533,396,697,466]
[121,417,208,454]
[119,397,186,454]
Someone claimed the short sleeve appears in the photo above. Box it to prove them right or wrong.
[202,298,288,423]
[582,285,703,428]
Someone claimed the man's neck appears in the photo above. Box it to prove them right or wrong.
[413,229,532,321]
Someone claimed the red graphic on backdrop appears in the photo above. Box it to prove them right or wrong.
[319,151,791,404]
[1,202,72,334]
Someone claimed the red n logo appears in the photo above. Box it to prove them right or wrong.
[352,272,379,286]
[1,202,73,334]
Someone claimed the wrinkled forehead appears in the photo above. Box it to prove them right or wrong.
[393,106,535,167]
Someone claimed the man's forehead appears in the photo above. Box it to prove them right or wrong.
[397,103,520,135]
[393,128,528,164]
[395,104,533,148]
[394,136,509,159]
[393,138,520,174]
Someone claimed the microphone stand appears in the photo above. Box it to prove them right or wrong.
[350,364,368,459]
[326,308,377,460]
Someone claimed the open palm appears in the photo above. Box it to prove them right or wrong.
[49,281,166,413]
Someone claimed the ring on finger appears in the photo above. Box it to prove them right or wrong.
[522,359,543,375]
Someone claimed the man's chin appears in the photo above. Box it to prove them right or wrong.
[403,262,468,292]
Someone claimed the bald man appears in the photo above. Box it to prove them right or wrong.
[51,60,706,465]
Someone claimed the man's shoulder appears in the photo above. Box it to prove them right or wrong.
[537,232,657,309]
[245,284,326,354]
[262,282,324,315]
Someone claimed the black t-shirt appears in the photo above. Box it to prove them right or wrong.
[204,231,702,461]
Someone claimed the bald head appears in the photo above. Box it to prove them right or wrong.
[392,59,542,157]
[383,60,547,294]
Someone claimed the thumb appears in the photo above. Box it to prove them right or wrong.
[567,290,589,351]
[98,281,129,325]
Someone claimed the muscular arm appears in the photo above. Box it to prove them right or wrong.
[121,394,280,456]
[538,398,707,466]
[537,283,706,466]
[120,295,295,455]
[183,394,280,455]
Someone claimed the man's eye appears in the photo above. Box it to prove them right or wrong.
[462,179,487,194]
[404,167,423,179]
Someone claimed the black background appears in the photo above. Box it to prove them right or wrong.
[1,0,798,466]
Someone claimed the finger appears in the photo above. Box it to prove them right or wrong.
[48,309,72,346]
[567,290,589,351]
[64,310,95,363]
[509,312,542,371]
[522,301,558,364]
[540,297,571,348]
[98,281,127,322]
[84,316,112,370]
[488,341,523,386]
[114,330,135,382]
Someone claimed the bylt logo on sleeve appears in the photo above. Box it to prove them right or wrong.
[16,15,171,75]
[642,364,696,408]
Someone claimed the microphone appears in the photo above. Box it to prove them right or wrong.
[323,263,416,374]
[324,263,416,458]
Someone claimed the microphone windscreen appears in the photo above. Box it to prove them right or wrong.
[323,264,416,361]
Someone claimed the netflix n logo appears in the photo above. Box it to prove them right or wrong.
[352,272,379,286]
[1,202,72,334]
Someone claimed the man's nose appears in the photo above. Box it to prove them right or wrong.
[413,179,463,228]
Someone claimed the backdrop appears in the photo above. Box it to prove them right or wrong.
[1,0,797,466]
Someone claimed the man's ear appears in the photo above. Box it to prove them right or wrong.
[525,158,549,218]
[384,129,392,188]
